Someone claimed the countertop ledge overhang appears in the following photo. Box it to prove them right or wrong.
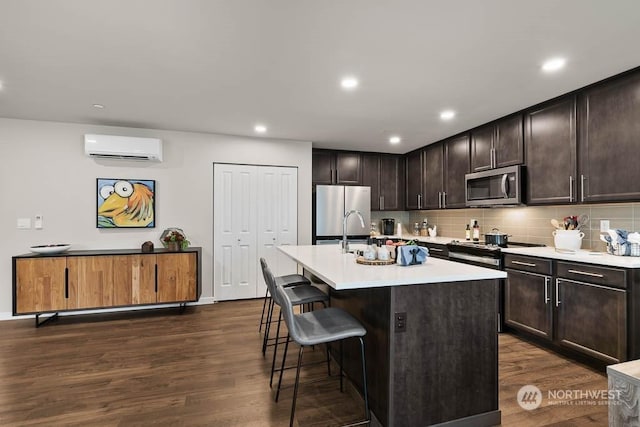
[500,246,640,268]
[278,244,506,291]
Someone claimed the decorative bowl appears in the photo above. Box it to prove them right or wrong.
[29,244,72,254]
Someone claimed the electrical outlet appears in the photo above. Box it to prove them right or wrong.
[394,312,407,333]
[600,220,610,232]
[34,214,43,229]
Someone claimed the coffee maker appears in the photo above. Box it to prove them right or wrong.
[381,218,395,236]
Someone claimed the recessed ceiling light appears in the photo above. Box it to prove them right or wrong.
[93,104,105,109]
[389,136,401,144]
[340,77,359,90]
[254,124,267,134]
[440,110,456,120]
[542,57,566,73]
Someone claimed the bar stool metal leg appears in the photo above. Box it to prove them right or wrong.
[275,334,290,403]
[259,287,270,332]
[290,345,305,427]
[269,311,283,388]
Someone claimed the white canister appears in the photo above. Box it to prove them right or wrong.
[553,229,585,251]
[378,245,390,261]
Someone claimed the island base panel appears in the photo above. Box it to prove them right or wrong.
[330,279,500,427]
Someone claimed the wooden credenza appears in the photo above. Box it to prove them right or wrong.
[12,248,201,326]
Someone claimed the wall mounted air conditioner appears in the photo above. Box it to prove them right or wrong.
[84,134,163,161]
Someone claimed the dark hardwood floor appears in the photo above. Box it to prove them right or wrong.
[0,300,608,426]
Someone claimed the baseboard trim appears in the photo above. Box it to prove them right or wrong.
[0,297,216,322]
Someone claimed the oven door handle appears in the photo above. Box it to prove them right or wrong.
[448,251,501,267]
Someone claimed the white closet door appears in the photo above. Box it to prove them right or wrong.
[275,167,298,276]
[257,167,298,294]
[214,164,258,300]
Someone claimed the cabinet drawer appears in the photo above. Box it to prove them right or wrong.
[419,242,448,259]
[503,254,552,275]
[556,261,626,289]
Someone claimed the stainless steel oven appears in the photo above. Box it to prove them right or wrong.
[465,165,524,207]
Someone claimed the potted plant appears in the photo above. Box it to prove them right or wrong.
[161,229,190,251]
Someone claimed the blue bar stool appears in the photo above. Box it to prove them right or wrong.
[274,282,370,427]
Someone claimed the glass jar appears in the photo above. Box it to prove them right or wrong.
[413,223,421,236]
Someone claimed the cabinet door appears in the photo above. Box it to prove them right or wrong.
[67,256,114,309]
[15,258,67,314]
[379,154,404,211]
[312,150,334,185]
[578,72,640,202]
[495,114,524,168]
[423,143,443,209]
[556,278,627,363]
[157,253,197,303]
[525,97,577,204]
[443,134,470,208]
[335,152,361,185]
[113,255,156,305]
[360,153,380,210]
[470,125,494,172]
[504,269,552,339]
[405,150,424,209]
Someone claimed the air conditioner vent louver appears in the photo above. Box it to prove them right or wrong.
[84,134,163,162]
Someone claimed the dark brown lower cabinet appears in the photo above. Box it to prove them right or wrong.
[504,269,552,339]
[504,255,632,366]
[555,278,627,364]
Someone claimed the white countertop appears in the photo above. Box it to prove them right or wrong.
[278,244,506,290]
[501,246,640,268]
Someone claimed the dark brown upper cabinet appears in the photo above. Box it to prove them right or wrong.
[471,114,523,172]
[443,134,470,208]
[312,149,361,185]
[405,149,425,210]
[361,153,405,211]
[578,71,640,203]
[525,96,577,205]
[405,135,469,210]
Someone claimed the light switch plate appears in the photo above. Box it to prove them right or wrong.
[600,220,610,232]
[34,214,43,229]
[17,218,31,229]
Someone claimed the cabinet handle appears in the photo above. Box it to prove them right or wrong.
[491,147,497,169]
[580,175,586,202]
[417,194,422,209]
[511,260,536,267]
[555,278,561,307]
[336,170,339,183]
[567,269,604,278]
[380,196,384,210]
[442,192,446,209]
[64,267,69,299]
[154,264,158,293]
[544,276,550,304]
[430,248,444,252]
[569,176,574,202]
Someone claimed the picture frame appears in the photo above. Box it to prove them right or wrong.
[96,178,156,228]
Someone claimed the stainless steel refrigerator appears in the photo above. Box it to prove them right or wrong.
[314,185,371,244]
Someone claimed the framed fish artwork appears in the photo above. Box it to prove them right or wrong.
[96,178,156,228]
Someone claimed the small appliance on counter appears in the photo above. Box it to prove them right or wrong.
[381,218,395,236]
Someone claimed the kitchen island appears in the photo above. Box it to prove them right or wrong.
[278,244,507,427]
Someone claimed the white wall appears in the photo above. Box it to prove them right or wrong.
[0,118,312,315]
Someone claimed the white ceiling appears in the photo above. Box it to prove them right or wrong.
[1,0,640,154]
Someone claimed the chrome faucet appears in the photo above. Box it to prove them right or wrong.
[342,209,365,253]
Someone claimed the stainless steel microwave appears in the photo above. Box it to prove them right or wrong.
[465,165,524,207]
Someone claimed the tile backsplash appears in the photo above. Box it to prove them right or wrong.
[403,203,640,251]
